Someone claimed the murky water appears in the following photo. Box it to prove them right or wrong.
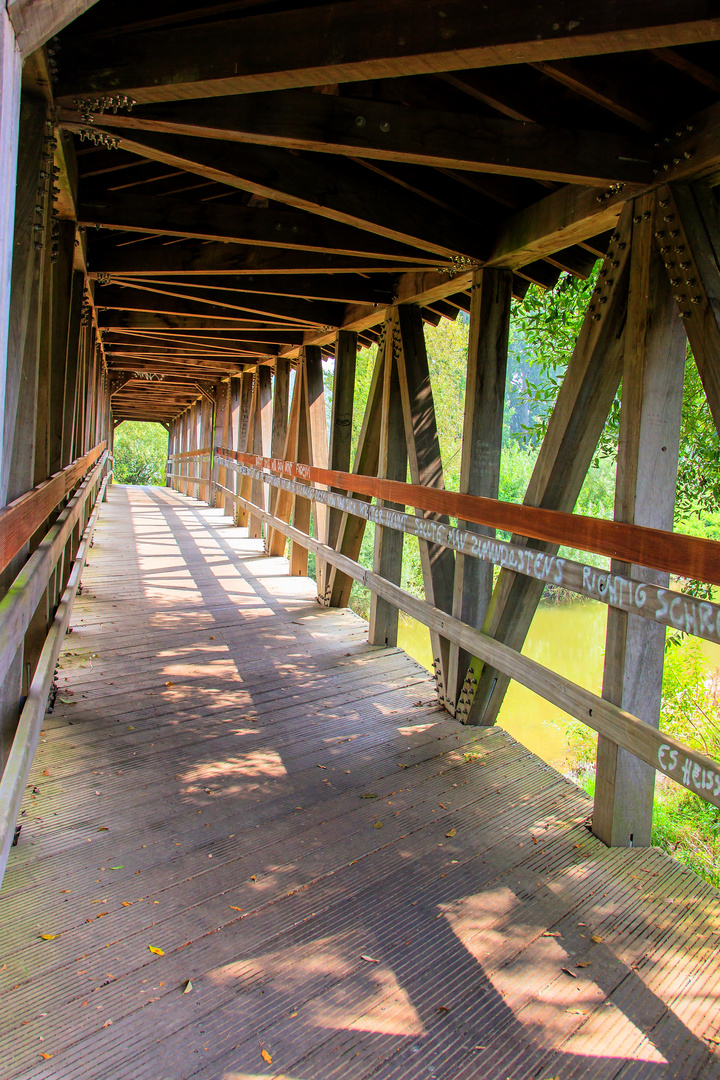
[397,602,720,769]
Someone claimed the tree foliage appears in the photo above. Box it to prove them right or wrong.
[113,421,168,486]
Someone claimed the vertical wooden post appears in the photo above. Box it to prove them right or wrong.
[266,364,301,556]
[448,268,512,714]
[305,346,330,597]
[325,337,385,607]
[394,306,455,708]
[223,375,241,516]
[368,331,406,647]
[268,357,290,522]
[593,196,686,848]
[289,352,311,576]
[249,366,272,537]
[0,11,21,501]
[466,208,633,726]
[236,370,255,527]
[213,379,230,508]
[61,271,83,468]
[327,330,356,554]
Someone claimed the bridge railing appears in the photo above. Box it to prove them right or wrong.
[0,443,112,884]
[170,445,720,815]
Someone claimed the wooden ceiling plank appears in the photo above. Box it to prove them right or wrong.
[56,1,720,104]
[529,59,655,132]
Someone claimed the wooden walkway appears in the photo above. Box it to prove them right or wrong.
[2,485,720,1080]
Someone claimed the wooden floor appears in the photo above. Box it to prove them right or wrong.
[2,486,720,1080]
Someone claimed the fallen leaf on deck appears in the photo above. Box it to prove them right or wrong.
[438,803,447,809]
[542,932,561,938]
[261,1049,272,1064]
[39,934,57,940]
[445,828,456,838]
[110,866,123,870]
[361,955,380,963]
[532,837,538,844]
[97,827,108,832]
[360,793,378,799]
[42,769,50,776]
[148,946,164,956]
[436,1006,449,1014]
[705,1035,720,1044]
[591,935,603,944]
[567,1008,588,1015]
[317,765,326,769]
[230,906,243,911]
[373,821,383,829]
[102,1019,113,1027]
[60,889,70,893]
[576,962,591,968]
[121,901,132,907]
[183,980,193,993]
[40,1053,52,1059]
[561,967,577,978]
[164,682,174,687]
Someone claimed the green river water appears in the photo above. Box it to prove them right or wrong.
[397,602,720,770]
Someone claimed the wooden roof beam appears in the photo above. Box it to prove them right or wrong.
[56,0,720,104]
[61,91,653,186]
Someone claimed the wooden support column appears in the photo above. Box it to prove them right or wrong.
[200,394,214,503]
[61,271,83,468]
[234,370,254,526]
[213,379,230,508]
[327,330,356,554]
[448,268,512,714]
[266,365,300,556]
[593,195,687,848]
[289,353,312,576]
[325,337,385,606]
[393,305,455,707]
[466,207,633,726]
[0,10,21,501]
[249,366,272,537]
[305,345,330,598]
[368,330,406,646]
[222,376,241,516]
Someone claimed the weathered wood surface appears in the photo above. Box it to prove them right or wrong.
[2,484,720,1079]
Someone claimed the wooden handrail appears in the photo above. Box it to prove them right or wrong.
[221,449,720,587]
[0,472,109,887]
[214,477,720,812]
[167,446,212,460]
[219,456,720,646]
[0,442,107,576]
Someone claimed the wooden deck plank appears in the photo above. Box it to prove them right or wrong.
[1,485,720,1079]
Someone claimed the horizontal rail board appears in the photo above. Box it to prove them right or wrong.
[220,457,720,647]
[0,443,106,576]
[216,478,720,811]
[215,448,720,587]
[167,447,212,460]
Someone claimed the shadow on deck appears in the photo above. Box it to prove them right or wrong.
[1,485,719,1080]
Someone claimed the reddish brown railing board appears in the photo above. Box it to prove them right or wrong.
[0,442,107,576]
[221,449,720,587]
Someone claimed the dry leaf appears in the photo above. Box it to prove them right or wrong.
[373,821,383,829]
[445,828,456,838]
[164,681,174,687]
[109,866,123,870]
[360,793,378,799]
[532,836,538,843]
[317,765,326,769]
[360,955,380,963]
[591,935,603,944]
[230,906,243,911]
[261,1049,272,1064]
[567,1008,588,1015]
[40,1053,52,1059]
[121,901,132,907]
[542,931,561,938]
[42,769,50,776]
[148,945,164,956]
[60,889,70,894]
[183,980,193,994]
[39,934,57,940]
[576,961,591,968]
[561,967,577,978]
[706,1035,720,1044]
[436,1006,449,1014]
[102,1019,113,1028]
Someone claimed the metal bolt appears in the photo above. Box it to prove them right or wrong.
[355,116,366,128]
[379,121,391,133]
[691,295,702,304]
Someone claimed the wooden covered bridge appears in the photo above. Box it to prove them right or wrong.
[3,1,720,1076]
